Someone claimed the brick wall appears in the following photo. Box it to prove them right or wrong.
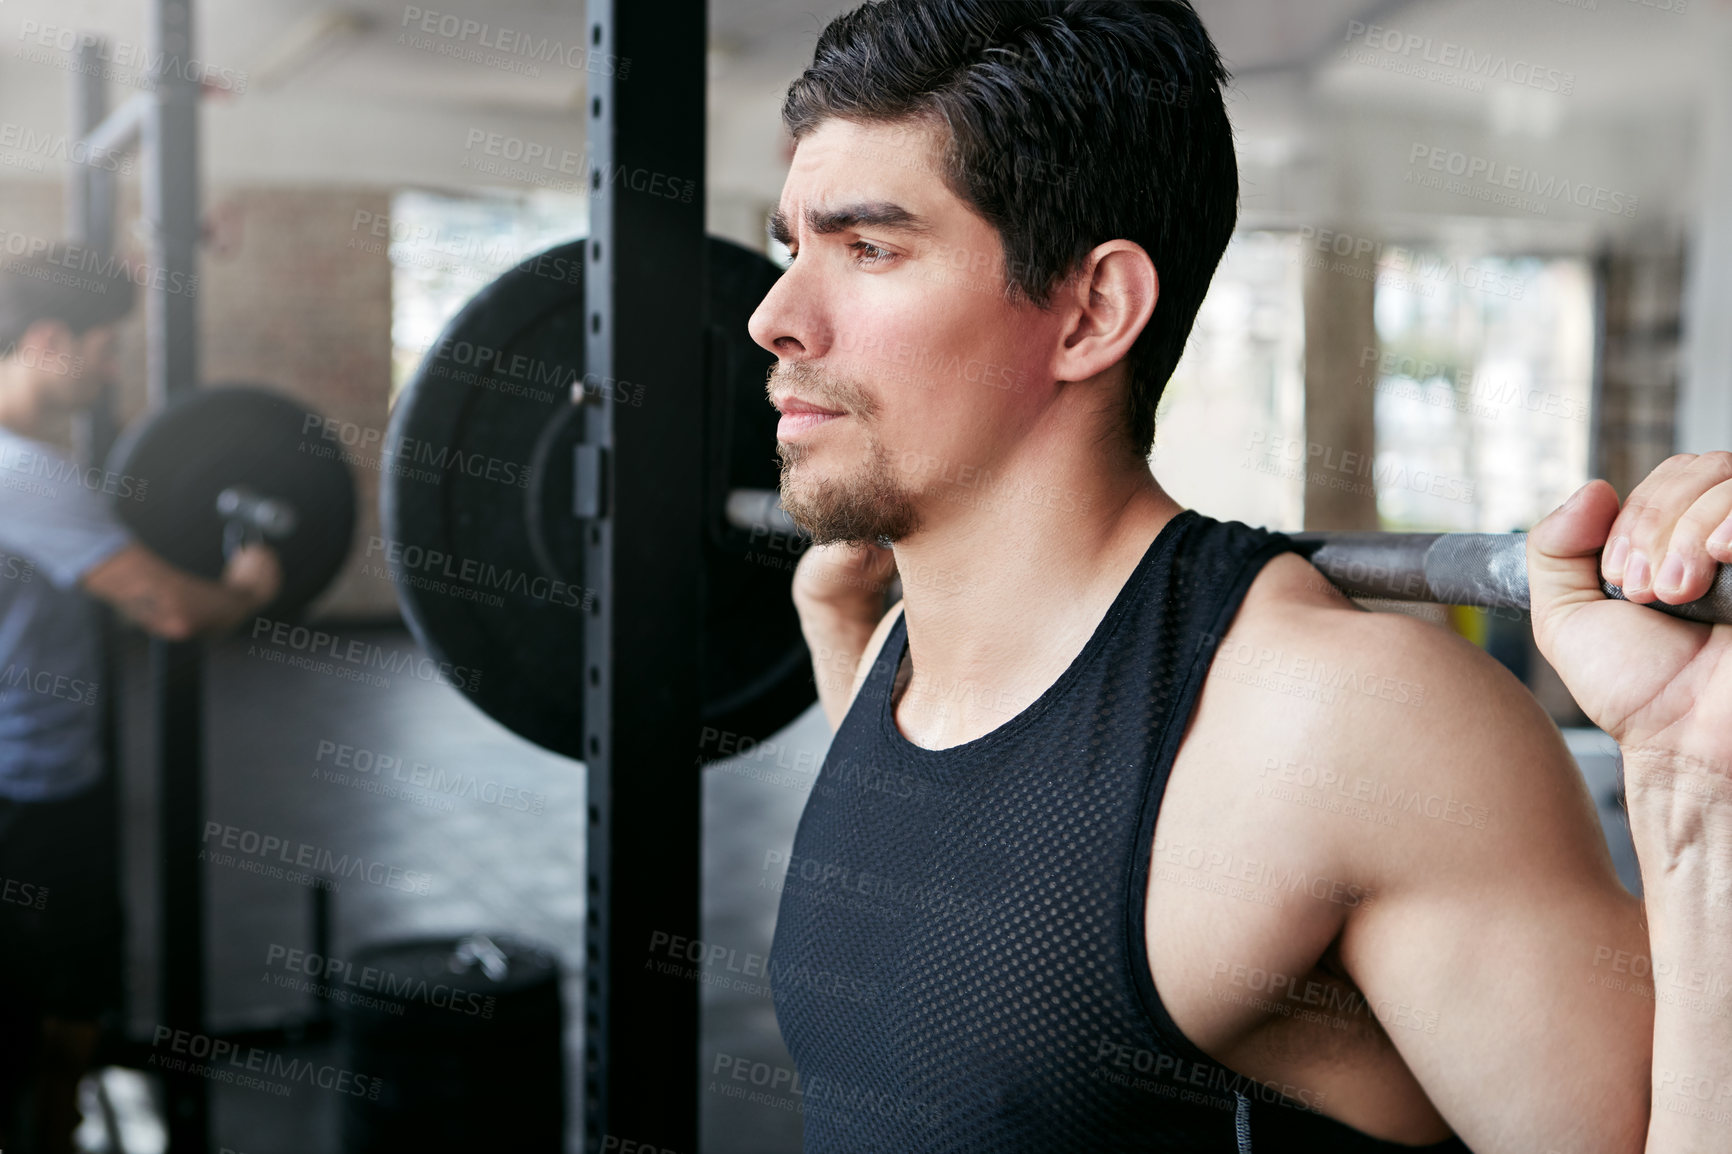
[0,177,399,620]
[199,186,396,620]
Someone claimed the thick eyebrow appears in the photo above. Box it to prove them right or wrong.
[768,201,931,247]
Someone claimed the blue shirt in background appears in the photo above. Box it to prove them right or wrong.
[0,426,133,801]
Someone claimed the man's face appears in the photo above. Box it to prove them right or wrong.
[14,320,113,410]
[748,118,1066,546]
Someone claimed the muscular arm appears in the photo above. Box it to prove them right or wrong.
[1625,747,1732,1152]
[1326,613,1654,1153]
[80,543,276,641]
[1154,558,1658,1152]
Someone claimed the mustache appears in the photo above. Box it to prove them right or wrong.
[765,360,872,416]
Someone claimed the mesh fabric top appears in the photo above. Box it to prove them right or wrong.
[769,510,1473,1153]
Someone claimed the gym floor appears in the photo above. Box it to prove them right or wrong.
[113,624,829,1154]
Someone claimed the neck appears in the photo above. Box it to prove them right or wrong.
[890,425,1183,742]
[0,361,46,438]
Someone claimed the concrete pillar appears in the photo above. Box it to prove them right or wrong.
[1301,236,1380,530]
[1597,244,1685,496]
[1678,8,1732,455]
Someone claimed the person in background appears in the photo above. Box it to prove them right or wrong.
[0,253,280,1153]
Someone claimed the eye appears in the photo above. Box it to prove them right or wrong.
[849,240,894,266]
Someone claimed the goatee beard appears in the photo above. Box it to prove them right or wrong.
[777,438,920,547]
[768,361,920,546]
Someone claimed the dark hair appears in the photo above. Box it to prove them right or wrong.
[0,251,138,359]
[784,0,1237,456]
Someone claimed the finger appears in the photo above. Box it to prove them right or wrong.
[826,541,896,582]
[1616,452,1732,603]
[1600,454,1695,589]
[1655,474,1732,604]
[794,541,895,602]
[1528,479,1622,650]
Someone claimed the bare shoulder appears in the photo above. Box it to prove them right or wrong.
[1188,548,1622,898]
[1150,550,1636,1137]
[1153,544,1616,967]
[1224,552,1594,803]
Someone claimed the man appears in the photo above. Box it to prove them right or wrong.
[752,3,1730,1151]
[0,254,280,1153]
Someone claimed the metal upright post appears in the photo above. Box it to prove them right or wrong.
[580,1,707,1151]
[141,0,207,1149]
[67,31,132,1045]
[144,0,200,413]
[67,41,122,470]
[67,43,117,260]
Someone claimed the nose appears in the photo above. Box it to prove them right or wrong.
[747,258,829,361]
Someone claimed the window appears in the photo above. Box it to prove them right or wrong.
[388,188,588,403]
[1152,230,1307,530]
[1372,254,1594,532]
[1153,235,1594,537]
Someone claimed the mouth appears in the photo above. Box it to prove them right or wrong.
[773,394,846,442]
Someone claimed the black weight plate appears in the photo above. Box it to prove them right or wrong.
[384,235,814,764]
[699,245,818,751]
[106,385,357,619]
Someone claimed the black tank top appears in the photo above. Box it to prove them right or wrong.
[769,510,1472,1153]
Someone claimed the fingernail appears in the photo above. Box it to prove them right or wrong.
[1656,552,1686,595]
[1710,516,1732,553]
[1604,536,1630,575]
[1625,550,1650,593]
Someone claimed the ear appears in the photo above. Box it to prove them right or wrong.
[1049,240,1158,385]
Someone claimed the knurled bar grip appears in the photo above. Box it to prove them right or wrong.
[1286,532,1732,626]
[721,490,1732,626]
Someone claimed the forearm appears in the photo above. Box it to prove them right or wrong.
[101,575,242,640]
[182,578,270,637]
[1623,749,1732,1153]
[798,607,880,731]
[86,544,277,640]
[790,541,898,732]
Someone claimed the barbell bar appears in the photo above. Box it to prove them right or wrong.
[723,488,1732,626]
[381,231,1732,765]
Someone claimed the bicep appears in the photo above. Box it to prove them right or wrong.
[0,483,133,590]
[1346,868,1650,1153]
[1339,666,1653,1153]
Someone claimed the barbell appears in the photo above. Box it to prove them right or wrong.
[376,235,1732,761]
[381,236,812,764]
[724,491,1732,626]
[106,385,357,619]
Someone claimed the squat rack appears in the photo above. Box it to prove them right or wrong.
[580,1,707,1149]
[64,0,712,1151]
[66,1,212,1149]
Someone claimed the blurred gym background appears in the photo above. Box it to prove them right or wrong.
[0,0,1715,1150]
